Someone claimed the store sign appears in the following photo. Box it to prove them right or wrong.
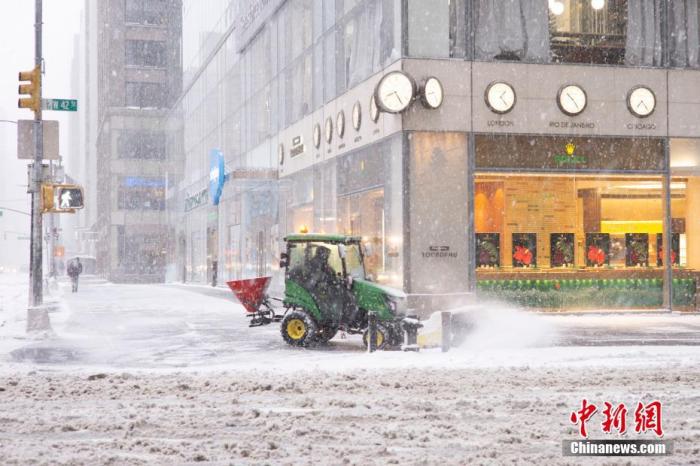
[422,245,458,259]
[234,0,285,51]
[475,135,664,172]
[185,189,209,212]
[554,143,587,167]
[209,149,226,206]
[290,135,305,158]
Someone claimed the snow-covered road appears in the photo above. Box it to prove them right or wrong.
[2,274,700,464]
[2,273,700,372]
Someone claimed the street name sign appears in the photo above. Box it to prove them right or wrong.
[42,98,77,111]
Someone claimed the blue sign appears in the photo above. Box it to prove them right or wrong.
[122,176,166,188]
[209,149,226,206]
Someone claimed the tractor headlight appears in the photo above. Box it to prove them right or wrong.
[385,296,406,316]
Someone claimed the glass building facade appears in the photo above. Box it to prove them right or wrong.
[173,0,700,313]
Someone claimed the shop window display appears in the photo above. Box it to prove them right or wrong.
[474,171,677,310]
[671,139,700,309]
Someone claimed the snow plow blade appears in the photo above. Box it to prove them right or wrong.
[417,309,475,350]
[226,277,282,327]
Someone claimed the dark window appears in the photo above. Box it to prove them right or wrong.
[550,0,628,65]
[117,177,166,210]
[125,40,166,67]
[125,0,166,25]
[125,81,167,108]
[118,131,166,159]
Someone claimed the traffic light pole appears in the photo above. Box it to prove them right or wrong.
[29,0,45,316]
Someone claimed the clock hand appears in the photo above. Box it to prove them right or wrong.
[394,91,403,105]
[638,101,648,111]
[567,93,579,109]
[500,91,508,106]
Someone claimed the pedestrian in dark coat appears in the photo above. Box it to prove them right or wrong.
[67,258,83,292]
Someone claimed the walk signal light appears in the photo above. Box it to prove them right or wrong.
[41,184,84,213]
[18,66,41,112]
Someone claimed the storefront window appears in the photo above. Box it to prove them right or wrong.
[337,188,385,282]
[474,135,678,310]
[671,139,700,310]
[407,0,467,58]
[472,1,698,68]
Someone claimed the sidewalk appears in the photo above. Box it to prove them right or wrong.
[164,281,237,302]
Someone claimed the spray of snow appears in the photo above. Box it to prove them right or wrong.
[450,300,557,350]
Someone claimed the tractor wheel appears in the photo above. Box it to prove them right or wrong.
[281,310,318,347]
[362,324,389,350]
[316,324,338,344]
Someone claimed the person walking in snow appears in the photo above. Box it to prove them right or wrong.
[67,258,83,293]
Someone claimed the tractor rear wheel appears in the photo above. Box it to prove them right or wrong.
[281,310,318,347]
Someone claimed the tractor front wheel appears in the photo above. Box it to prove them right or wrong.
[281,310,318,347]
[362,324,389,350]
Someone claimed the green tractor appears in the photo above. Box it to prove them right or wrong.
[227,234,418,350]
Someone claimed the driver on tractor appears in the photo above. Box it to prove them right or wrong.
[304,246,344,324]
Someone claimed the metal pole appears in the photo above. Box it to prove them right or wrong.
[28,0,47,328]
[48,163,56,279]
[367,311,377,353]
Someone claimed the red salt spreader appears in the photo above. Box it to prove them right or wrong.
[226,276,283,327]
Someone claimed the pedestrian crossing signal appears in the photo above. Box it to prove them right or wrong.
[41,184,84,213]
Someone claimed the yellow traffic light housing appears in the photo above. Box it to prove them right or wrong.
[18,65,41,112]
[41,184,54,212]
[41,184,85,213]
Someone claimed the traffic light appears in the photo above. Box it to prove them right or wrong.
[41,184,84,213]
[55,185,84,210]
[18,65,41,112]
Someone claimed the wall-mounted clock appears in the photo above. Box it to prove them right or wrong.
[421,76,444,109]
[369,95,379,123]
[485,81,516,114]
[336,110,345,138]
[352,101,362,130]
[627,86,656,118]
[374,70,416,113]
[313,123,321,149]
[325,117,333,143]
[557,84,587,116]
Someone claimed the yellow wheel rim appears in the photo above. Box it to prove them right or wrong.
[376,330,384,347]
[287,318,306,340]
[366,329,385,347]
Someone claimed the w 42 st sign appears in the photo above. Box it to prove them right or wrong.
[42,98,77,112]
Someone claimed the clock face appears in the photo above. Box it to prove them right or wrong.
[375,70,415,113]
[278,143,284,166]
[352,101,361,130]
[325,117,333,143]
[336,110,345,138]
[485,81,516,114]
[369,95,379,123]
[422,77,444,109]
[627,86,656,118]
[558,84,587,116]
[313,123,321,149]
